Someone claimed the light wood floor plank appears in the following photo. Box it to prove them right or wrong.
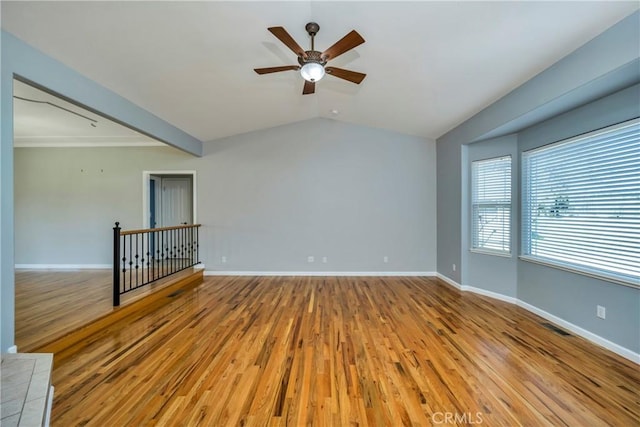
[15,268,201,352]
[48,275,639,426]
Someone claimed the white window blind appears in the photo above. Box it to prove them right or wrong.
[522,118,640,287]
[471,156,512,255]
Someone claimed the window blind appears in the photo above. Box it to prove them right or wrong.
[471,156,512,255]
[522,118,640,287]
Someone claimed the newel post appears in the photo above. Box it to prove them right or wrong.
[113,222,121,306]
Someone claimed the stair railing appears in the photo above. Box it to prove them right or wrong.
[113,222,201,306]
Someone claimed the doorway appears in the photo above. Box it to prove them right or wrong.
[143,171,197,228]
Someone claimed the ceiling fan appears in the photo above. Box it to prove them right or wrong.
[254,22,366,95]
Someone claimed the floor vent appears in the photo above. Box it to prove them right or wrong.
[541,322,571,336]
[167,289,185,298]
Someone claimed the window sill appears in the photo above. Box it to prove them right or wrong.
[470,249,512,258]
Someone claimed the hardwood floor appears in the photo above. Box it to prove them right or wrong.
[50,276,639,426]
[15,269,112,351]
[15,268,201,352]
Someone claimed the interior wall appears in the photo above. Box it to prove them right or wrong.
[436,12,640,357]
[14,118,437,272]
[464,135,518,298]
[0,35,15,352]
[436,11,640,289]
[517,84,640,353]
[201,118,436,272]
[436,136,462,282]
[14,146,195,265]
[1,30,204,351]
[447,84,640,355]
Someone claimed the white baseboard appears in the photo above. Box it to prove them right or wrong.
[463,285,518,304]
[15,263,205,271]
[7,345,18,353]
[436,273,639,364]
[517,300,640,364]
[15,264,110,270]
[205,270,436,277]
[436,273,516,303]
[436,273,462,289]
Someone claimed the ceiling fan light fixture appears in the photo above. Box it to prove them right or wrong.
[300,62,325,82]
[255,23,366,94]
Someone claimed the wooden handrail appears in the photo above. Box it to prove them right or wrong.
[120,223,202,236]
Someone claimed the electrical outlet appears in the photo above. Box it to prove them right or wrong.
[322,256,327,263]
[307,256,314,263]
[597,305,606,319]
[221,256,227,264]
[452,264,457,272]
[383,256,389,263]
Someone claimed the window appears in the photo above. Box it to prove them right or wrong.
[471,156,512,255]
[522,118,640,287]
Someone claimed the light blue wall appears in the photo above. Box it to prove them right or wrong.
[200,119,436,272]
[517,85,640,353]
[437,11,640,356]
[436,133,462,282]
[1,31,203,352]
[14,119,437,273]
[437,11,640,285]
[463,135,518,299]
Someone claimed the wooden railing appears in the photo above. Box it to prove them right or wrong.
[113,222,201,306]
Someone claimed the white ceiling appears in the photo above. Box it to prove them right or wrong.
[3,1,638,143]
[13,80,161,147]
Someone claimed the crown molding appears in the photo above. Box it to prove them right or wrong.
[14,135,164,148]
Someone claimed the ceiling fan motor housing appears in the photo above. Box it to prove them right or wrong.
[298,50,327,67]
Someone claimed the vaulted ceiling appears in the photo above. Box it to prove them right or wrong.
[2,1,638,143]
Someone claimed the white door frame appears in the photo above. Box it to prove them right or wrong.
[142,170,197,229]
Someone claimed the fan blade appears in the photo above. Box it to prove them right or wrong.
[303,80,315,95]
[254,65,300,74]
[268,27,307,58]
[325,67,366,84]
[321,30,365,61]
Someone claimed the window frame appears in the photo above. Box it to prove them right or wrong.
[470,155,513,257]
[520,118,640,289]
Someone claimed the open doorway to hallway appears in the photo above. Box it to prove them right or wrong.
[143,171,197,229]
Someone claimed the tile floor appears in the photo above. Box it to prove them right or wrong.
[1,353,53,427]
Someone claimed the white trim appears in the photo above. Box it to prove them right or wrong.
[14,135,164,148]
[436,273,463,290]
[463,285,518,304]
[7,345,18,354]
[436,273,639,364]
[15,263,205,271]
[205,270,435,277]
[142,170,197,229]
[436,273,517,304]
[470,249,512,258]
[15,264,110,270]
[517,300,640,364]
